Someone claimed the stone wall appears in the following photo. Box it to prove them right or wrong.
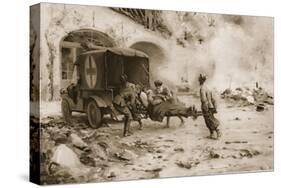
[34,3,180,101]
[30,3,274,103]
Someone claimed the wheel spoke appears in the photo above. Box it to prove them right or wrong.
[87,100,102,129]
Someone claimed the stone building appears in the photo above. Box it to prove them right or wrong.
[30,3,182,102]
[30,3,274,105]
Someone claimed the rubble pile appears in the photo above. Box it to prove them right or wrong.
[221,87,273,110]
[37,92,273,184]
[39,118,149,184]
[175,158,200,170]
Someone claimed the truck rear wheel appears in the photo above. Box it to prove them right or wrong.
[87,100,102,129]
[61,98,72,123]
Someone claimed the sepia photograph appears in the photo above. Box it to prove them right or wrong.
[30,3,274,185]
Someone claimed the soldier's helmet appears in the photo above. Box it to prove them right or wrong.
[198,74,207,83]
[154,80,163,87]
[120,74,128,83]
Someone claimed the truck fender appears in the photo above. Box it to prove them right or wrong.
[89,95,107,108]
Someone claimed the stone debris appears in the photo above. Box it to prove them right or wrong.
[221,87,273,107]
[97,142,110,154]
[132,167,162,178]
[70,133,88,150]
[134,140,150,149]
[107,171,116,178]
[246,96,255,104]
[227,149,261,159]
[51,144,83,168]
[52,133,68,144]
[176,161,192,169]
[131,140,155,153]
[82,131,97,140]
[164,139,175,142]
[174,147,185,152]
[42,167,76,185]
[115,149,138,161]
[79,151,97,167]
[89,143,108,161]
[156,149,165,153]
[225,141,248,144]
[95,132,110,138]
[239,149,261,158]
[256,103,265,112]
[39,96,273,184]
[145,168,162,178]
[144,167,162,173]
[209,150,220,159]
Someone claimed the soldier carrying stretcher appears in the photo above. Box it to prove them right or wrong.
[113,74,142,137]
[198,74,222,139]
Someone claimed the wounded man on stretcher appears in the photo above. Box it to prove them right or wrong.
[136,85,198,128]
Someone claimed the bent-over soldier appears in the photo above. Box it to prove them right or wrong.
[113,74,141,136]
[199,74,221,139]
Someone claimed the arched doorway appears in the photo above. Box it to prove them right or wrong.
[130,41,167,86]
[60,29,115,89]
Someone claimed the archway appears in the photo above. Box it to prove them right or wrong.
[60,29,115,89]
[130,41,167,87]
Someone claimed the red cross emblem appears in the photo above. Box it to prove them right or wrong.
[84,56,97,88]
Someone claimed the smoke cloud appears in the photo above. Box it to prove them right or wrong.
[160,12,274,93]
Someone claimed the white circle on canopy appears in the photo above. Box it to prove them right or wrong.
[84,55,97,88]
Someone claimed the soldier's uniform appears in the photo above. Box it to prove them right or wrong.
[113,82,137,136]
[150,80,173,105]
[200,83,221,139]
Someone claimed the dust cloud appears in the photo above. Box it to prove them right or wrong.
[159,12,273,93]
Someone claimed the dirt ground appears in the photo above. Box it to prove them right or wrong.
[39,96,274,184]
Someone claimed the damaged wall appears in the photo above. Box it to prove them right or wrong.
[30,5,41,118]
[35,3,274,104]
[30,5,40,102]
[38,3,173,102]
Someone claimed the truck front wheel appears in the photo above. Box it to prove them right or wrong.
[87,100,102,129]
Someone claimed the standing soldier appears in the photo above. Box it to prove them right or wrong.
[198,74,222,139]
[113,74,141,137]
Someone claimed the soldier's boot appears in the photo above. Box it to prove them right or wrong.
[165,116,170,128]
[208,130,216,140]
[216,129,222,139]
[179,116,185,126]
[126,121,133,136]
[138,120,143,130]
[123,118,129,137]
[190,105,198,120]
[124,118,133,137]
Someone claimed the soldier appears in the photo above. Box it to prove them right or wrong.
[67,61,80,104]
[113,74,141,136]
[198,74,222,139]
[150,80,185,127]
[153,80,173,102]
